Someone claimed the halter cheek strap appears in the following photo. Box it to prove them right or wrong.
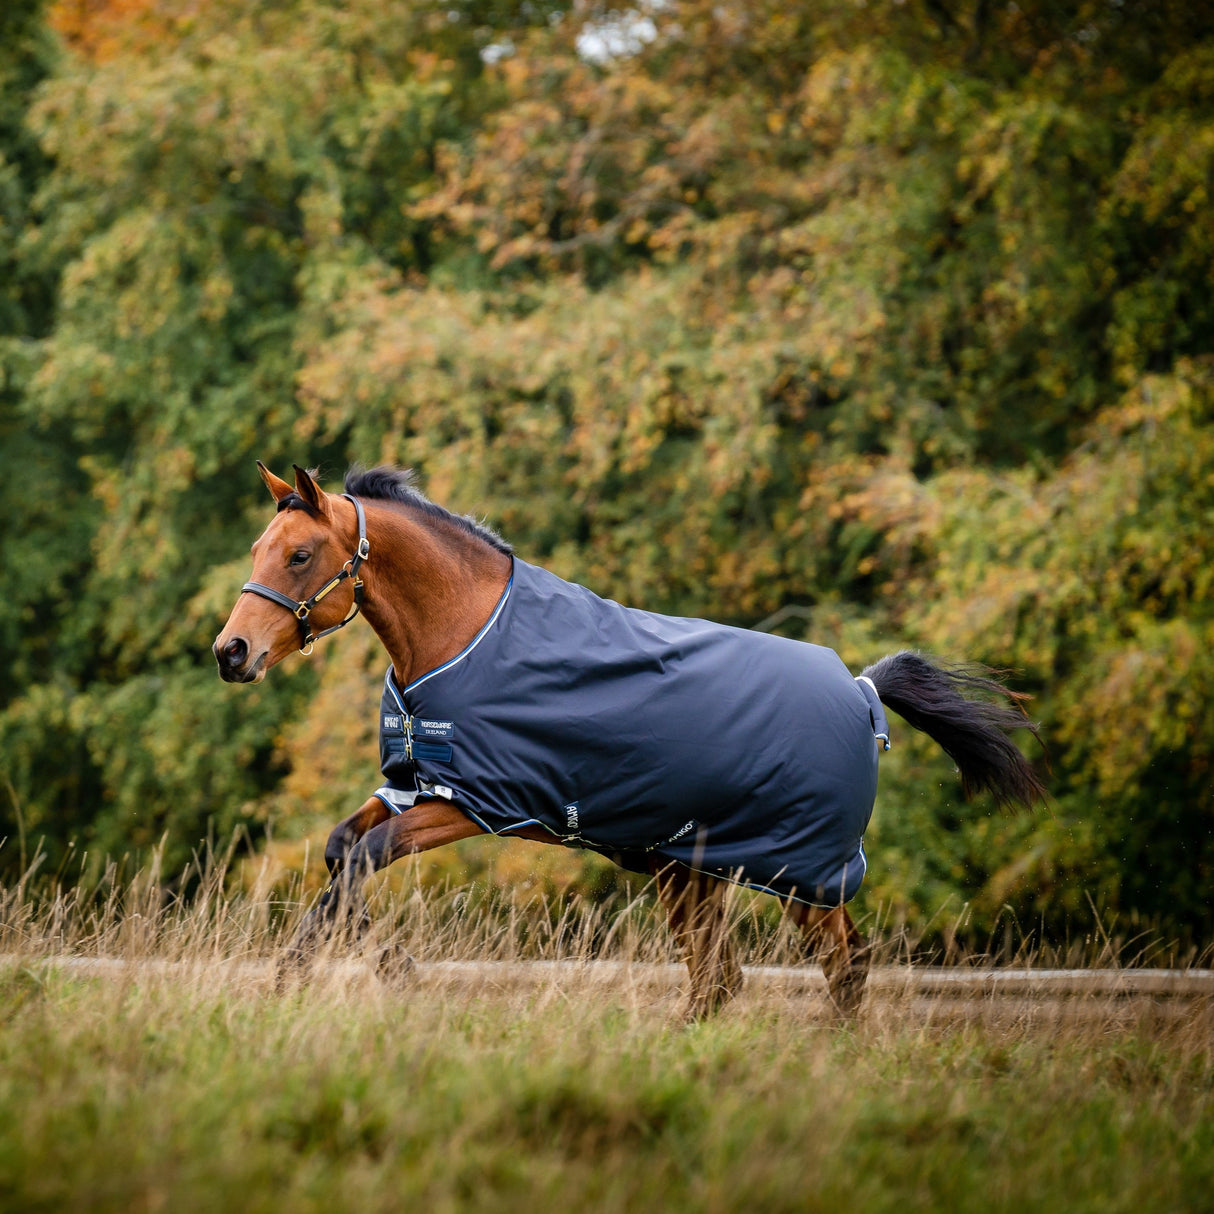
[240,493,370,655]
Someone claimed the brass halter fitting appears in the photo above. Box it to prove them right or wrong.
[239,494,370,655]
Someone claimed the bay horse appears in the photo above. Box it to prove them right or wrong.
[214,463,1045,1016]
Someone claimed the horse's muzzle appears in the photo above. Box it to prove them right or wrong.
[213,636,264,683]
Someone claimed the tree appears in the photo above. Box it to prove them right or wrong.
[3,0,1212,946]
[4,0,556,869]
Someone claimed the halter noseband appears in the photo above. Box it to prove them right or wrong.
[240,493,370,655]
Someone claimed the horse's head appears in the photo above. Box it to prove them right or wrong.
[214,463,367,683]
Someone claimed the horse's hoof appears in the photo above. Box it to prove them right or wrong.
[274,948,313,994]
[375,943,416,989]
[826,969,869,1019]
[682,978,743,1023]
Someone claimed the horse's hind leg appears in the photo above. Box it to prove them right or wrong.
[652,860,744,1020]
[795,904,870,1016]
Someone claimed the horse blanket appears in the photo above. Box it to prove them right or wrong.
[374,558,889,906]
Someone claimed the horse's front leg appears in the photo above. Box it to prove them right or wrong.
[277,798,483,988]
[276,797,391,986]
[794,904,870,1016]
[323,796,396,880]
[651,859,744,1020]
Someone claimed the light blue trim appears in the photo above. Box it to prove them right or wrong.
[374,791,404,816]
[384,670,408,718]
[375,784,422,815]
[453,803,495,834]
[855,674,892,750]
[672,851,866,910]
[394,570,514,697]
[454,812,565,840]
[497,818,553,835]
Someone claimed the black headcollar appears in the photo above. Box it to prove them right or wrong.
[240,493,370,655]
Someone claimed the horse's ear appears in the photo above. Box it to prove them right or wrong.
[292,464,332,518]
[257,461,294,503]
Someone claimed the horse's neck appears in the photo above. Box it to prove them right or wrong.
[357,503,511,690]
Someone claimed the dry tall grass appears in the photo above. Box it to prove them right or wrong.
[1,843,1211,1212]
[5,834,1206,972]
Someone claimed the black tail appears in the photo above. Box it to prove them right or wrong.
[862,650,1047,812]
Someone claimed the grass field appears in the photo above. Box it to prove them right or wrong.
[1,855,1211,1213]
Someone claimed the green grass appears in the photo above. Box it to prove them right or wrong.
[0,857,1211,1212]
[0,962,1211,1211]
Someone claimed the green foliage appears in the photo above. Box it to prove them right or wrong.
[901,360,1214,932]
[1,0,1212,944]
[3,0,546,873]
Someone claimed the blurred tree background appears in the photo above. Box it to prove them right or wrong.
[1,0,1211,950]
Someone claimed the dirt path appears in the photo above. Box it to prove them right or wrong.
[7,954,1211,1020]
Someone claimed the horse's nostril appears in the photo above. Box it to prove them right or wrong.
[224,637,248,667]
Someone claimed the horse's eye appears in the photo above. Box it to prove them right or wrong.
[289,550,311,567]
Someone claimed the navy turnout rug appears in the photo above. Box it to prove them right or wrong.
[374,558,889,906]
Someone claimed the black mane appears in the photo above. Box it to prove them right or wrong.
[344,465,512,555]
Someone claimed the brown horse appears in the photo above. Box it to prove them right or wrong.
[215,463,1044,1016]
